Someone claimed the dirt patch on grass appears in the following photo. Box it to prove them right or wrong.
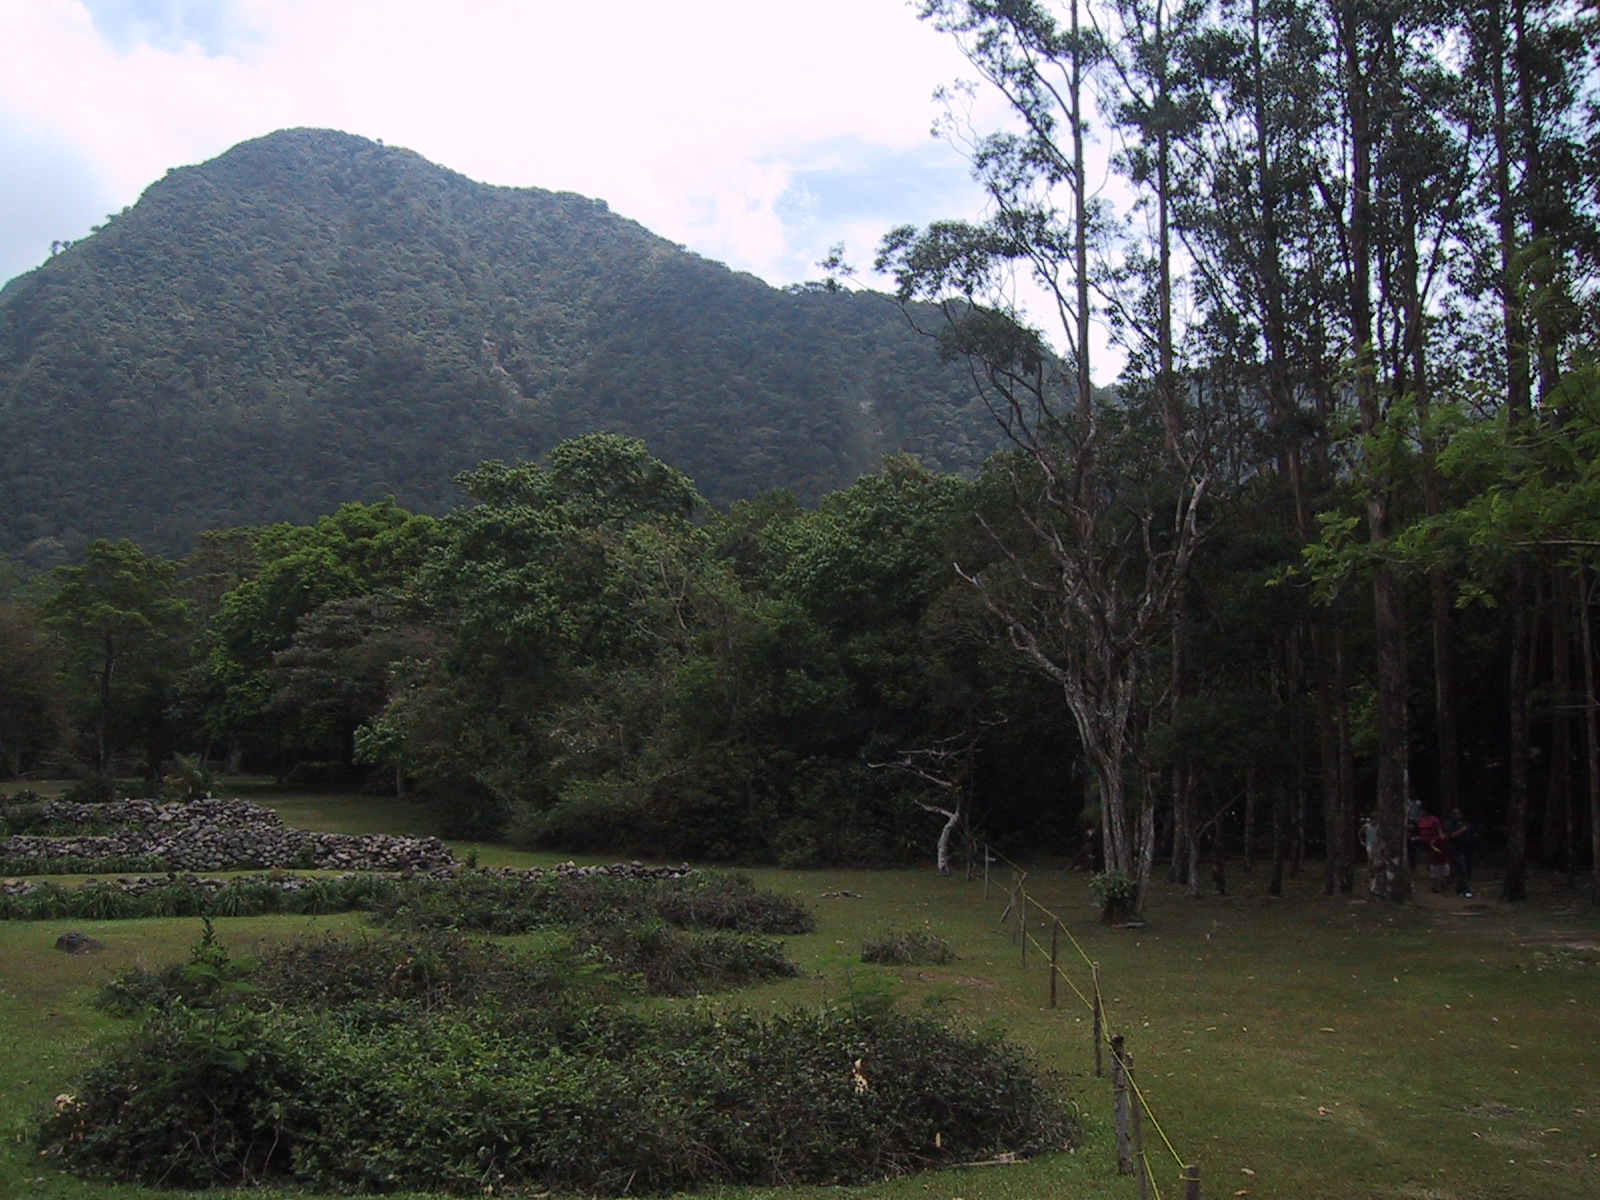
[1515,933,1600,952]
[913,970,1000,989]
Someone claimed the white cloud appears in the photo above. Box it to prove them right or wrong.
[0,0,1126,378]
[0,0,1003,292]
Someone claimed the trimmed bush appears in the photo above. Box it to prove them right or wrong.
[41,1005,303,1188]
[862,925,956,966]
[575,919,800,996]
[45,1001,1067,1194]
[59,777,119,805]
[52,923,1066,1194]
[367,868,815,937]
[254,932,577,1014]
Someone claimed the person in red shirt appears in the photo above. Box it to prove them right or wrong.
[1414,809,1448,892]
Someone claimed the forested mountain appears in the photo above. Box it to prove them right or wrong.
[0,128,997,562]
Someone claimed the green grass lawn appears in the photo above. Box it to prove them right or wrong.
[2,787,1597,1199]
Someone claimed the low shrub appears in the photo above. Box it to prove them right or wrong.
[42,1004,301,1188]
[254,931,576,1013]
[17,881,68,919]
[1,865,817,949]
[0,872,409,923]
[650,871,816,934]
[96,919,261,1017]
[65,882,138,921]
[0,855,167,876]
[1088,870,1137,923]
[861,926,956,966]
[47,995,1067,1194]
[59,777,119,805]
[575,919,800,996]
[368,869,815,937]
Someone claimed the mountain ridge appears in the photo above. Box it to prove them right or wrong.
[0,128,996,563]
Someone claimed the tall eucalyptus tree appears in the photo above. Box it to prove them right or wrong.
[882,0,1207,912]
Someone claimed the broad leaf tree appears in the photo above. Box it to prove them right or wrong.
[45,540,188,776]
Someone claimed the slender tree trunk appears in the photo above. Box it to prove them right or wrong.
[1333,0,1408,901]
[1171,580,1191,887]
[1505,564,1534,900]
[1542,570,1573,871]
[1336,631,1358,894]
[1173,762,1196,887]
[1072,0,1092,426]
[1289,623,1308,876]
[1187,807,1203,899]
[1431,572,1461,816]
[96,635,115,778]
[1489,0,1532,423]
[1512,0,1562,403]
[1244,767,1257,873]
[1317,623,1344,895]
[1580,570,1600,906]
[1212,806,1228,895]
[1269,782,1287,895]
[1391,79,1459,827]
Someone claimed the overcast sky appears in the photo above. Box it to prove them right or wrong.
[0,0,1016,296]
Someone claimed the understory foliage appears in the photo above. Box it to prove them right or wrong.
[2,869,814,961]
[365,869,817,936]
[45,926,1068,1195]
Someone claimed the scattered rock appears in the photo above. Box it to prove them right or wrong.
[53,931,102,954]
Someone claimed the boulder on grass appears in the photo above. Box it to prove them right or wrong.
[54,931,103,954]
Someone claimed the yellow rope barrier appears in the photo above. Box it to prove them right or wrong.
[968,841,1196,1190]
[1021,929,1096,1013]
[1144,1154,1165,1200]
[1126,1066,1186,1169]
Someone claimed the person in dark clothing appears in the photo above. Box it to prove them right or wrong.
[1444,808,1476,898]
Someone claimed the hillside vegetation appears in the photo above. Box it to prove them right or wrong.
[0,128,997,561]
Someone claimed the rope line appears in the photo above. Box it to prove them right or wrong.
[972,840,1194,1187]
[1125,1065,1186,1169]
[1020,929,1096,1013]
[1144,1153,1165,1200]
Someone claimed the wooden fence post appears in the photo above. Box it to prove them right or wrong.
[1180,1162,1202,1200]
[1049,919,1059,1008]
[1129,1042,1149,1200]
[1111,1034,1133,1175]
[1020,895,1028,967]
[1092,962,1104,1078]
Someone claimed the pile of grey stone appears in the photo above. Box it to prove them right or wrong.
[0,798,454,874]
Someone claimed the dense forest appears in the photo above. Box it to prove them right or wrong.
[0,443,1079,865]
[2,0,1597,911]
[0,128,1002,563]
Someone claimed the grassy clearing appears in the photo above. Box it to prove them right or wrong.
[2,788,1597,1199]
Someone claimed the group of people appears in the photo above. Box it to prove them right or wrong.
[1360,804,1477,897]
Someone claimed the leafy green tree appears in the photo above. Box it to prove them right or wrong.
[267,590,439,780]
[382,435,707,823]
[1378,359,1600,901]
[188,501,440,773]
[44,540,188,776]
[0,595,62,777]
